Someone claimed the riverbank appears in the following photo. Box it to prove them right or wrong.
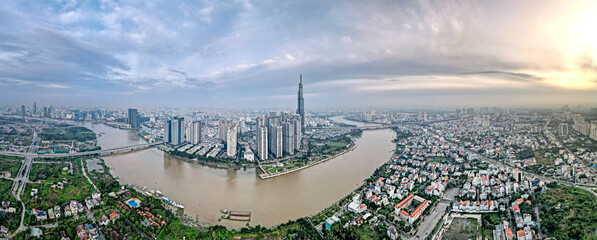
[163,151,256,170]
[258,144,357,179]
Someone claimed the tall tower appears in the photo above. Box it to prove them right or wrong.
[226,122,237,158]
[296,74,305,133]
[190,121,202,145]
[127,108,140,128]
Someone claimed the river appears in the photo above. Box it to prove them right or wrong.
[82,117,394,228]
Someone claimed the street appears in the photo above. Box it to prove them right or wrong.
[411,188,458,240]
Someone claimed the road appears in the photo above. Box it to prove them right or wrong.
[429,128,597,190]
[9,127,40,238]
[534,205,543,239]
[81,159,99,192]
[410,188,458,240]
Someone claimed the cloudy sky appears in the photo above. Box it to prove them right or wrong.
[1,0,597,109]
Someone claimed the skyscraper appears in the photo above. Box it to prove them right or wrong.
[218,120,230,141]
[226,122,238,158]
[21,105,26,117]
[283,121,294,155]
[33,101,37,115]
[190,121,202,145]
[293,117,302,151]
[296,74,305,133]
[164,120,171,143]
[558,123,568,138]
[269,125,283,158]
[257,126,268,160]
[127,108,140,128]
[165,117,185,145]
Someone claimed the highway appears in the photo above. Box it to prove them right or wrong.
[9,127,40,238]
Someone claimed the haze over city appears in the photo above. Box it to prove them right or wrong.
[1,0,597,108]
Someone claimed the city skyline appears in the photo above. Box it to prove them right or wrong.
[2,1,597,108]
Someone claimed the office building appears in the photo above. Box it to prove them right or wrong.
[190,121,202,145]
[127,108,140,128]
[296,74,305,133]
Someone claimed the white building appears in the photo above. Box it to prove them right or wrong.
[226,122,237,158]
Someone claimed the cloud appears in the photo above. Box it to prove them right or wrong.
[1,0,597,108]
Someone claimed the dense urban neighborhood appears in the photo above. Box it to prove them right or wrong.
[1,104,597,240]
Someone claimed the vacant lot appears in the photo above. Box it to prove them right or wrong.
[442,217,478,240]
[40,124,96,142]
[539,185,597,239]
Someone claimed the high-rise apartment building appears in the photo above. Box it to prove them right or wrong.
[257,126,268,160]
[164,117,185,145]
[269,124,283,158]
[127,108,140,128]
[190,121,202,145]
[293,118,302,151]
[283,121,294,155]
[218,120,230,141]
[559,123,568,137]
[226,122,237,158]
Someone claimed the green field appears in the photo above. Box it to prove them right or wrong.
[539,185,597,239]
[29,163,71,183]
[23,160,93,209]
[40,124,96,142]
[23,174,93,209]
[0,155,23,177]
[0,179,20,231]
[322,140,349,154]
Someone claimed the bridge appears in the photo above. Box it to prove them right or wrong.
[38,141,165,158]
[1,142,164,158]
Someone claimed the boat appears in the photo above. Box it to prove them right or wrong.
[221,215,228,219]
[221,209,228,213]
[156,190,163,195]
[174,203,184,209]
[161,197,184,208]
